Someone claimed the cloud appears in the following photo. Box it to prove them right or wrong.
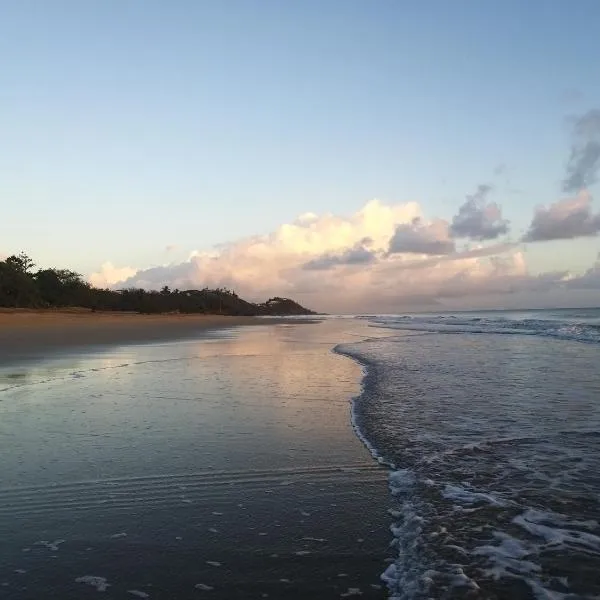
[92,201,563,312]
[88,199,598,313]
[450,185,510,241]
[563,109,600,193]
[303,239,377,270]
[165,244,178,253]
[348,248,572,312]
[566,253,600,289]
[92,199,420,294]
[89,262,137,288]
[380,242,518,273]
[388,218,455,255]
[523,191,600,242]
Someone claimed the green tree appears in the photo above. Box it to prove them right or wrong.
[5,252,35,274]
[34,268,90,307]
[0,255,39,307]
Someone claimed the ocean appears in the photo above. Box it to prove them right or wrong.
[0,310,599,599]
[337,307,600,599]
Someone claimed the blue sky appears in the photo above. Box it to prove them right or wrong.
[2,1,600,308]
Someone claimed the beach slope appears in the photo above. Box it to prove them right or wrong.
[0,310,287,363]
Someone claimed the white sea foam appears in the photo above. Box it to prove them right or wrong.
[333,345,396,470]
[442,484,506,507]
[513,509,600,554]
[75,576,110,592]
[194,583,214,591]
[367,313,600,345]
[337,311,600,598]
[388,469,416,495]
[340,587,363,597]
[127,590,149,598]
[35,539,65,551]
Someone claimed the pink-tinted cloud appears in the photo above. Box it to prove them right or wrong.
[523,191,600,242]
[87,198,596,312]
[89,262,138,288]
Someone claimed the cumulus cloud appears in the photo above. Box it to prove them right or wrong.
[523,191,600,242]
[347,248,573,312]
[563,109,600,193]
[450,184,510,241]
[90,199,575,312]
[89,262,138,288]
[85,109,600,311]
[303,239,377,270]
[388,218,455,255]
[92,199,419,293]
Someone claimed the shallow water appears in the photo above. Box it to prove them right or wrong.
[2,312,599,599]
[0,322,392,599]
[338,309,600,599]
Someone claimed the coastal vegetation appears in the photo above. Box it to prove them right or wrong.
[0,253,314,316]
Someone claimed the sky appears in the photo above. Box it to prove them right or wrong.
[2,0,600,312]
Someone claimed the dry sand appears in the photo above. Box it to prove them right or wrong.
[0,309,287,363]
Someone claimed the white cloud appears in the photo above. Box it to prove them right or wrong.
[87,199,590,312]
[89,262,138,289]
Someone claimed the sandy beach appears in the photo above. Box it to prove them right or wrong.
[0,310,293,364]
[0,318,392,599]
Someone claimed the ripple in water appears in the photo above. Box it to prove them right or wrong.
[337,309,600,600]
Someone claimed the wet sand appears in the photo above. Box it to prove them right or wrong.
[0,310,302,364]
[0,319,393,599]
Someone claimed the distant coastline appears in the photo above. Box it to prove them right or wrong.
[0,252,315,317]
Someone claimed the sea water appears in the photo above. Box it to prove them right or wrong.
[1,312,599,599]
[337,308,600,599]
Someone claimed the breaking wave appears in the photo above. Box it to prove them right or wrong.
[358,308,600,345]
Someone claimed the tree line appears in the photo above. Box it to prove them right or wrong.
[0,253,314,316]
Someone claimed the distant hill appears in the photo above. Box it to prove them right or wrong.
[0,252,316,316]
[256,297,317,316]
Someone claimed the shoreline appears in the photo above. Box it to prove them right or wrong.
[0,318,393,599]
[0,310,319,365]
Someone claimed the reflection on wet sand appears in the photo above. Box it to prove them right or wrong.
[0,321,392,599]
